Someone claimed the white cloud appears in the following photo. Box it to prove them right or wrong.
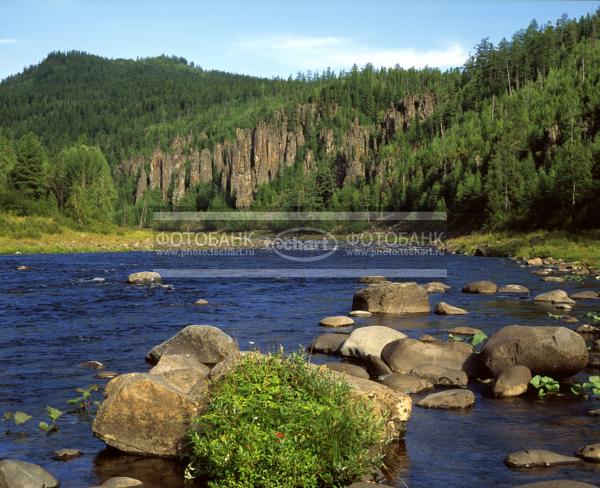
[232,34,468,72]
[0,38,19,44]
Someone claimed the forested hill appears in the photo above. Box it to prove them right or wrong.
[0,10,599,231]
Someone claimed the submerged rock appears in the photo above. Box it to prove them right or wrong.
[319,316,354,327]
[417,389,475,409]
[92,373,205,457]
[352,282,430,314]
[505,449,582,468]
[498,284,530,294]
[382,373,433,394]
[95,371,119,380]
[91,477,144,488]
[81,360,105,370]
[358,275,388,284]
[340,326,406,359]
[146,325,238,365]
[53,448,83,461]
[348,310,372,317]
[542,276,566,283]
[435,302,468,315]
[493,365,532,398]
[481,325,588,378]
[127,271,161,285]
[534,290,575,304]
[0,460,59,488]
[310,333,349,355]
[462,281,497,294]
[570,291,599,300]
[194,298,209,306]
[448,326,483,336]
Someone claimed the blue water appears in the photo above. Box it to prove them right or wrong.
[1,250,599,487]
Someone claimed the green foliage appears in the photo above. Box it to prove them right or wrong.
[586,312,600,322]
[38,406,63,433]
[186,352,386,487]
[3,411,32,428]
[470,331,488,347]
[67,384,100,411]
[563,274,585,282]
[530,375,561,398]
[9,133,47,199]
[547,312,562,320]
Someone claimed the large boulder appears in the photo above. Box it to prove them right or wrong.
[149,353,210,397]
[493,365,532,398]
[339,326,407,359]
[417,389,475,409]
[92,373,205,457]
[534,290,575,304]
[310,333,349,355]
[146,325,238,365]
[323,362,369,379]
[0,460,59,488]
[352,282,430,314]
[381,338,479,376]
[505,449,581,468]
[127,271,161,285]
[462,281,497,294]
[481,325,588,378]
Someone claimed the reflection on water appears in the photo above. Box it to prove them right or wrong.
[1,250,599,487]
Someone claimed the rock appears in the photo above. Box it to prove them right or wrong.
[493,365,532,398]
[365,354,392,378]
[146,325,238,366]
[127,271,161,285]
[0,460,59,488]
[324,362,369,379]
[348,482,394,488]
[515,482,598,488]
[382,373,433,394]
[382,338,478,376]
[448,326,483,336]
[208,353,242,383]
[588,353,600,369]
[577,443,600,462]
[340,326,407,359]
[532,269,552,276]
[358,275,388,284]
[149,353,210,397]
[348,310,372,317]
[534,290,575,304]
[319,316,354,327]
[310,333,349,355]
[555,303,573,310]
[576,324,600,335]
[542,276,566,283]
[410,364,468,388]
[92,373,204,457]
[91,478,144,488]
[417,389,475,409]
[435,302,468,315]
[561,316,578,324]
[419,334,440,342]
[527,257,544,266]
[424,282,451,294]
[475,245,489,257]
[593,339,600,352]
[588,408,600,416]
[570,291,599,300]
[91,277,106,282]
[194,299,209,306]
[324,370,411,438]
[15,265,31,271]
[498,284,530,294]
[95,371,119,380]
[505,449,582,468]
[81,360,105,370]
[352,282,430,314]
[53,448,83,461]
[481,325,588,378]
[462,281,497,294]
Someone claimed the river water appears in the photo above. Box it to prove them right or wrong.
[1,249,599,487]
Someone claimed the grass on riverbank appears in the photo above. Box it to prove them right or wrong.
[448,230,600,270]
[0,214,154,254]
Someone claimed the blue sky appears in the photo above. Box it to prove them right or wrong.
[0,1,598,80]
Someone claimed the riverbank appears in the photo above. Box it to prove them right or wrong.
[447,231,600,270]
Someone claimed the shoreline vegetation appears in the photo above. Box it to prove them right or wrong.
[3,214,600,272]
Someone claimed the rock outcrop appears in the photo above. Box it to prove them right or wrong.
[352,282,430,314]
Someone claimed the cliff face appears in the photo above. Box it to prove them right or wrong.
[125,94,434,208]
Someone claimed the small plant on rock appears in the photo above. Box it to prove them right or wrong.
[185,351,386,487]
[530,375,561,398]
[471,331,488,347]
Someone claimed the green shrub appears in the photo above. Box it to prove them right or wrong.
[185,352,386,487]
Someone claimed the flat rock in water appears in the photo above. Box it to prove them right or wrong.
[0,460,59,488]
[81,360,105,370]
[410,364,468,388]
[505,449,582,468]
[310,333,349,355]
[323,362,369,379]
[515,482,598,488]
[417,389,475,409]
[576,324,600,335]
[435,302,468,315]
[194,299,209,305]
[424,282,451,294]
[319,316,354,327]
[534,290,575,304]
[462,280,497,294]
[577,443,600,462]
[95,371,119,379]
[493,365,532,398]
[340,326,406,359]
[348,310,372,317]
[531,269,552,276]
[15,265,31,271]
[498,284,530,293]
[542,276,566,282]
[449,326,483,336]
[53,448,83,461]
[352,282,430,314]
[570,291,599,300]
[382,373,433,394]
[127,271,161,285]
[91,477,144,488]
